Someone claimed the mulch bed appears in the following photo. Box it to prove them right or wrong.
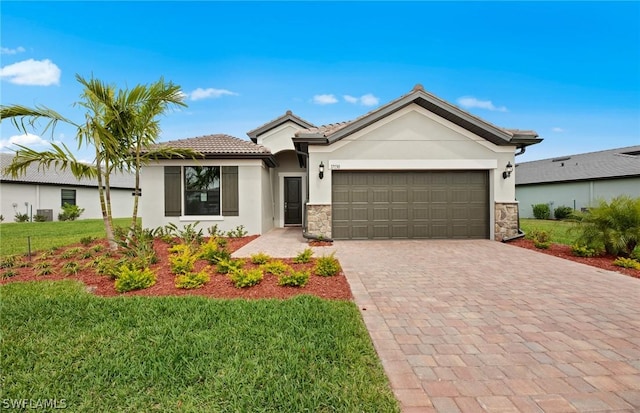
[509,238,640,279]
[0,236,353,300]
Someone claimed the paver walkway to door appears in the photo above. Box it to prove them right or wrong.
[234,231,640,412]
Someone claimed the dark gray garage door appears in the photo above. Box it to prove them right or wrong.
[332,170,489,240]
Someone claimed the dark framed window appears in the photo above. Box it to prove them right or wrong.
[61,189,76,206]
[184,166,220,215]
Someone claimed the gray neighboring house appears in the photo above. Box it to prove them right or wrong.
[0,153,135,221]
[515,145,640,218]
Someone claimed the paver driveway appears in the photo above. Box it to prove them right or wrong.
[334,240,640,413]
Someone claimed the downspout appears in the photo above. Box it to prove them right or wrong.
[502,146,526,243]
[295,149,334,242]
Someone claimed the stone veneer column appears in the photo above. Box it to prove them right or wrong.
[306,204,332,238]
[494,202,519,241]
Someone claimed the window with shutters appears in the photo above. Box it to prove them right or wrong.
[184,166,220,216]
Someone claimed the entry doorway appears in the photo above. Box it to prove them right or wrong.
[283,176,302,226]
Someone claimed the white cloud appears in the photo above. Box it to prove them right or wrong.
[551,127,565,133]
[313,94,338,105]
[456,96,507,112]
[0,59,61,86]
[1,46,26,55]
[0,133,53,150]
[343,93,380,106]
[188,87,238,101]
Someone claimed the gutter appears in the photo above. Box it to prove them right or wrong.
[502,145,527,243]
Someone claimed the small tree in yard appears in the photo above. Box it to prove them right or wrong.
[573,195,640,257]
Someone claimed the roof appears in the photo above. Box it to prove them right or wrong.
[0,152,135,189]
[246,111,316,142]
[146,134,277,167]
[293,84,542,148]
[515,145,640,185]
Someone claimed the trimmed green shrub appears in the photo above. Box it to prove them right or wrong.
[261,260,290,276]
[197,237,230,264]
[293,248,314,264]
[250,252,271,265]
[315,253,341,277]
[532,203,550,220]
[554,206,574,220]
[114,265,157,293]
[93,257,123,279]
[169,250,197,275]
[216,258,245,274]
[571,244,600,258]
[175,269,210,289]
[228,268,263,288]
[58,203,84,221]
[278,269,310,287]
[529,229,551,249]
[613,257,640,270]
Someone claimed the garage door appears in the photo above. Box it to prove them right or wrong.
[332,170,489,240]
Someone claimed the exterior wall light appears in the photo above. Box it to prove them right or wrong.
[319,162,325,179]
[502,161,514,179]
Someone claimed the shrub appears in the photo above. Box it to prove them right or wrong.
[216,258,245,274]
[528,229,551,249]
[90,244,104,253]
[62,261,80,276]
[226,225,247,238]
[79,249,93,259]
[613,257,640,270]
[33,214,47,222]
[2,269,18,279]
[60,247,83,259]
[14,212,29,222]
[175,269,210,289]
[228,268,263,288]
[631,246,640,261]
[114,265,157,293]
[0,255,18,269]
[174,222,204,248]
[250,252,271,265]
[34,261,53,276]
[278,269,310,287]
[532,203,550,220]
[315,253,341,276]
[80,236,96,246]
[261,260,290,276]
[93,257,122,279]
[293,248,314,264]
[58,203,84,221]
[573,196,640,257]
[114,224,158,268]
[169,250,197,275]
[554,206,574,220]
[198,237,231,264]
[571,244,600,258]
[207,224,223,237]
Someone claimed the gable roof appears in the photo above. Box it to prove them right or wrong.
[515,145,640,185]
[246,110,316,142]
[293,84,542,148]
[146,134,277,167]
[0,152,135,189]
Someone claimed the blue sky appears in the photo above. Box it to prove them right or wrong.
[1,1,639,163]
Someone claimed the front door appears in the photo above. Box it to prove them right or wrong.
[284,177,302,226]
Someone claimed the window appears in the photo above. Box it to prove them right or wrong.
[61,189,76,206]
[184,166,220,215]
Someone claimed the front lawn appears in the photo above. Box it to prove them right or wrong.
[520,218,578,245]
[0,281,400,412]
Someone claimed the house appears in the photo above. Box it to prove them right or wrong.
[0,152,135,222]
[140,85,542,240]
[515,145,640,218]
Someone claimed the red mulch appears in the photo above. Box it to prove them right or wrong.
[308,240,334,247]
[509,238,640,279]
[0,236,353,300]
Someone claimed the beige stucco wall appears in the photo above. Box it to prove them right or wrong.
[139,159,265,235]
[516,177,640,218]
[256,122,301,154]
[0,182,133,221]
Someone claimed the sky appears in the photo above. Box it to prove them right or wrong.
[1,1,639,163]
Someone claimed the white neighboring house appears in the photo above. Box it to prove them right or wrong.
[515,146,640,218]
[140,85,542,240]
[0,152,135,222]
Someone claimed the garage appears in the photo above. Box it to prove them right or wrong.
[332,170,489,240]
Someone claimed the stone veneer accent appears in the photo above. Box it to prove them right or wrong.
[495,202,519,241]
[306,204,332,238]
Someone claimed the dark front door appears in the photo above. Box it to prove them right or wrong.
[284,176,302,225]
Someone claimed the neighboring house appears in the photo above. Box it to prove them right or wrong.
[140,85,542,240]
[0,153,135,222]
[515,145,640,218]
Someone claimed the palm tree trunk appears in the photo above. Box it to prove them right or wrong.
[94,141,117,250]
[131,141,142,230]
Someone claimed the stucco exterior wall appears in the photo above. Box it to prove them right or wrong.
[1,182,133,221]
[256,122,300,154]
[516,177,640,218]
[272,151,306,227]
[139,159,265,235]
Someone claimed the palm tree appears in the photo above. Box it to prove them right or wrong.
[1,75,199,249]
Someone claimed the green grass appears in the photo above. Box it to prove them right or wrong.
[520,218,579,245]
[0,281,399,412]
[0,218,131,256]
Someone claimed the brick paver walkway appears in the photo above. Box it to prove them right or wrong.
[335,240,640,413]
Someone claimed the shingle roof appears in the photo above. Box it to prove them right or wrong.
[148,134,272,155]
[515,145,640,185]
[0,152,135,189]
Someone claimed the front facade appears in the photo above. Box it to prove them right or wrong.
[141,85,541,240]
[0,153,134,222]
[516,146,640,218]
